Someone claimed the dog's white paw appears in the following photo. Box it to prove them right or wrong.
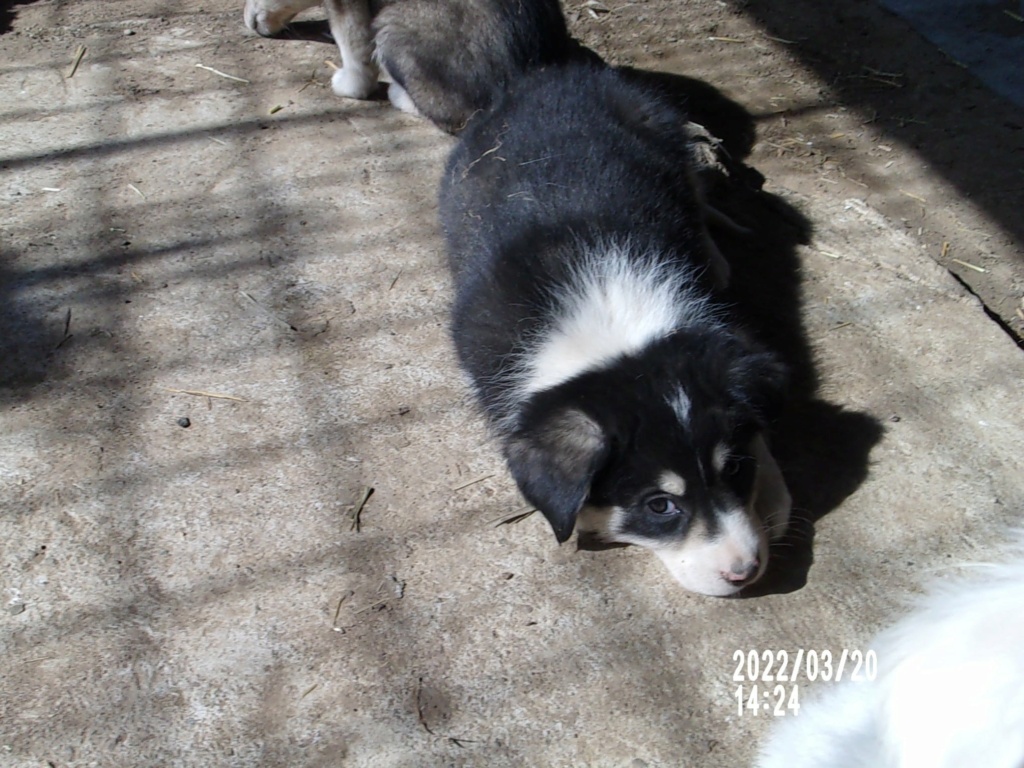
[243,4,286,36]
[387,82,420,117]
[331,66,377,100]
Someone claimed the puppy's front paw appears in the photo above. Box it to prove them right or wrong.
[331,66,377,100]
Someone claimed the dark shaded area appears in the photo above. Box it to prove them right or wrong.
[0,99,388,406]
[0,255,64,392]
[253,17,334,44]
[0,0,41,36]
[878,0,1024,109]
[732,0,1024,335]
[710,164,885,597]
[745,402,885,597]
[0,236,248,403]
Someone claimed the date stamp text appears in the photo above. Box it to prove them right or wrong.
[731,649,877,717]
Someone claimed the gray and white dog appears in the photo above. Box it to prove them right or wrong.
[243,0,587,133]
[243,0,741,284]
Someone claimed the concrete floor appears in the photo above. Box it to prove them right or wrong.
[2,1,1022,766]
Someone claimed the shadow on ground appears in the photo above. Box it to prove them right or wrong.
[713,160,885,597]
[0,0,40,36]
[730,0,1024,335]
[567,68,885,596]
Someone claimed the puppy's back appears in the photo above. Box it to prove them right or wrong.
[440,62,713,420]
[441,62,707,274]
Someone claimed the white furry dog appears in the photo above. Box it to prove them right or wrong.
[756,533,1024,768]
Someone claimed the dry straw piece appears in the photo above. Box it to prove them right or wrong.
[195,63,250,83]
[65,45,86,78]
[164,387,249,402]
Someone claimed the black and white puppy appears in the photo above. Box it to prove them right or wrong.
[440,61,791,597]
[244,0,587,133]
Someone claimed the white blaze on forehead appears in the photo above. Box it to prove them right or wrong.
[658,470,687,497]
[519,243,713,396]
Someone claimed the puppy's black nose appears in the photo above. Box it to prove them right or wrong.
[723,558,759,583]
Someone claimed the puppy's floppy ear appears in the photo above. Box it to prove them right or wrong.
[504,407,610,543]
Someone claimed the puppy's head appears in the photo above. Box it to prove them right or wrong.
[505,331,789,596]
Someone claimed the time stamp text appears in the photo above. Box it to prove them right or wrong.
[731,648,878,716]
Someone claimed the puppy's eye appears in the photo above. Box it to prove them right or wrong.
[646,496,680,516]
[722,455,741,476]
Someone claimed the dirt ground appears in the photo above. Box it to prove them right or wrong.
[2,1,1023,767]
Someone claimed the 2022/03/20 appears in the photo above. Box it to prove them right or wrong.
[731,648,878,717]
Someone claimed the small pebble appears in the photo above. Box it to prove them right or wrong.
[177,417,191,428]
[9,604,26,615]
[123,29,135,36]
[889,414,902,423]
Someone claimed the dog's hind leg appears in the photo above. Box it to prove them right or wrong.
[324,0,378,98]
[685,120,765,289]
